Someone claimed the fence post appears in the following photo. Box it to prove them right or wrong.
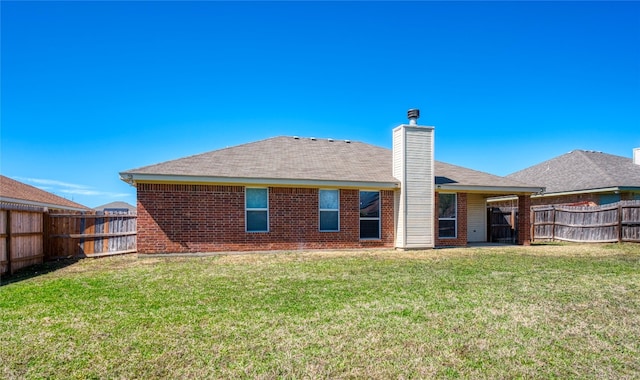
[551,206,556,241]
[618,203,623,243]
[6,210,11,275]
[530,207,535,242]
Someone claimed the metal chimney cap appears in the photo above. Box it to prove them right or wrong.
[407,109,420,125]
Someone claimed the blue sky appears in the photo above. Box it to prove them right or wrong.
[2,1,639,208]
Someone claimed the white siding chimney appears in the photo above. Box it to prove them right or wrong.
[393,109,435,249]
[634,148,640,165]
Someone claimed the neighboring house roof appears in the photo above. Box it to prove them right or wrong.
[507,150,640,195]
[94,201,137,213]
[0,175,90,211]
[121,136,541,194]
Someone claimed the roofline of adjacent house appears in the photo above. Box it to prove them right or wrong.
[435,184,544,195]
[533,186,640,198]
[0,196,89,212]
[119,173,401,190]
[487,186,640,203]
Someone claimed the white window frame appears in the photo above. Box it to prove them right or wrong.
[359,190,381,240]
[319,189,340,232]
[245,187,269,232]
[438,193,457,239]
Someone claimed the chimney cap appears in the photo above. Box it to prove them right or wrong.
[407,109,420,125]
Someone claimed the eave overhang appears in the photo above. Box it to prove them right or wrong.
[120,173,400,190]
[435,184,544,195]
[0,196,89,212]
[533,186,640,198]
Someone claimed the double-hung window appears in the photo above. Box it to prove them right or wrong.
[359,191,380,239]
[319,189,339,232]
[246,188,268,232]
[438,193,457,238]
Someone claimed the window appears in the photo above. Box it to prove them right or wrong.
[438,193,457,238]
[319,189,339,231]
[246,188,268,232]
[360,191,380,239]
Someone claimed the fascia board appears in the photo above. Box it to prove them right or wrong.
[435,184,544,195]
[486,195,519,203]
[533,186,640,198]
[0,197,89,212]
[120,173,400,190]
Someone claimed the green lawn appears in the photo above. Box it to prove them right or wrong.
[1,244,639,379]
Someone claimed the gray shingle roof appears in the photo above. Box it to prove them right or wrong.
[507,150,640,194]
[94,201,137,212]
[435,161,537,189]
[122,136,539,191]
[123,136,397,183]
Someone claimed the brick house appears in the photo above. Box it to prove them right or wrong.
[504,149,640,206]
[120,110,542,254]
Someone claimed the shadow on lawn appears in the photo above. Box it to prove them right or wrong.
[0,258,81,287]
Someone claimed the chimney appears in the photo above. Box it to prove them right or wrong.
[392,109,435,249]
[634,148,640,165]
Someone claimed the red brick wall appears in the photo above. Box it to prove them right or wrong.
[531,193,600,206]
[434,192,468,247]
[136,184,394,254]
[517,195,531,245]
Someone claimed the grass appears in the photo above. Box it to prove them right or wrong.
[1,243,639,379]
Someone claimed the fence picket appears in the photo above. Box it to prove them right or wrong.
[532,200,640,243]
[0,208,44,275]
[45,214,136,259]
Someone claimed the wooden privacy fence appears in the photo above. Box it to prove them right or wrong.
[532,200,640,243]
[46,214,137,259]
[1,205,45,275]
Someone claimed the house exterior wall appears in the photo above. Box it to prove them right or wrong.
[136,183,394,254]
[467,193,486,242]
[535,192,640,206]
[491,191,640,208]
[434,192,468,247]
[531,193,600,206]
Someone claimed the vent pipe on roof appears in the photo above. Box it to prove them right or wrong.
[407,109,420,125]
[634,148,640,165]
